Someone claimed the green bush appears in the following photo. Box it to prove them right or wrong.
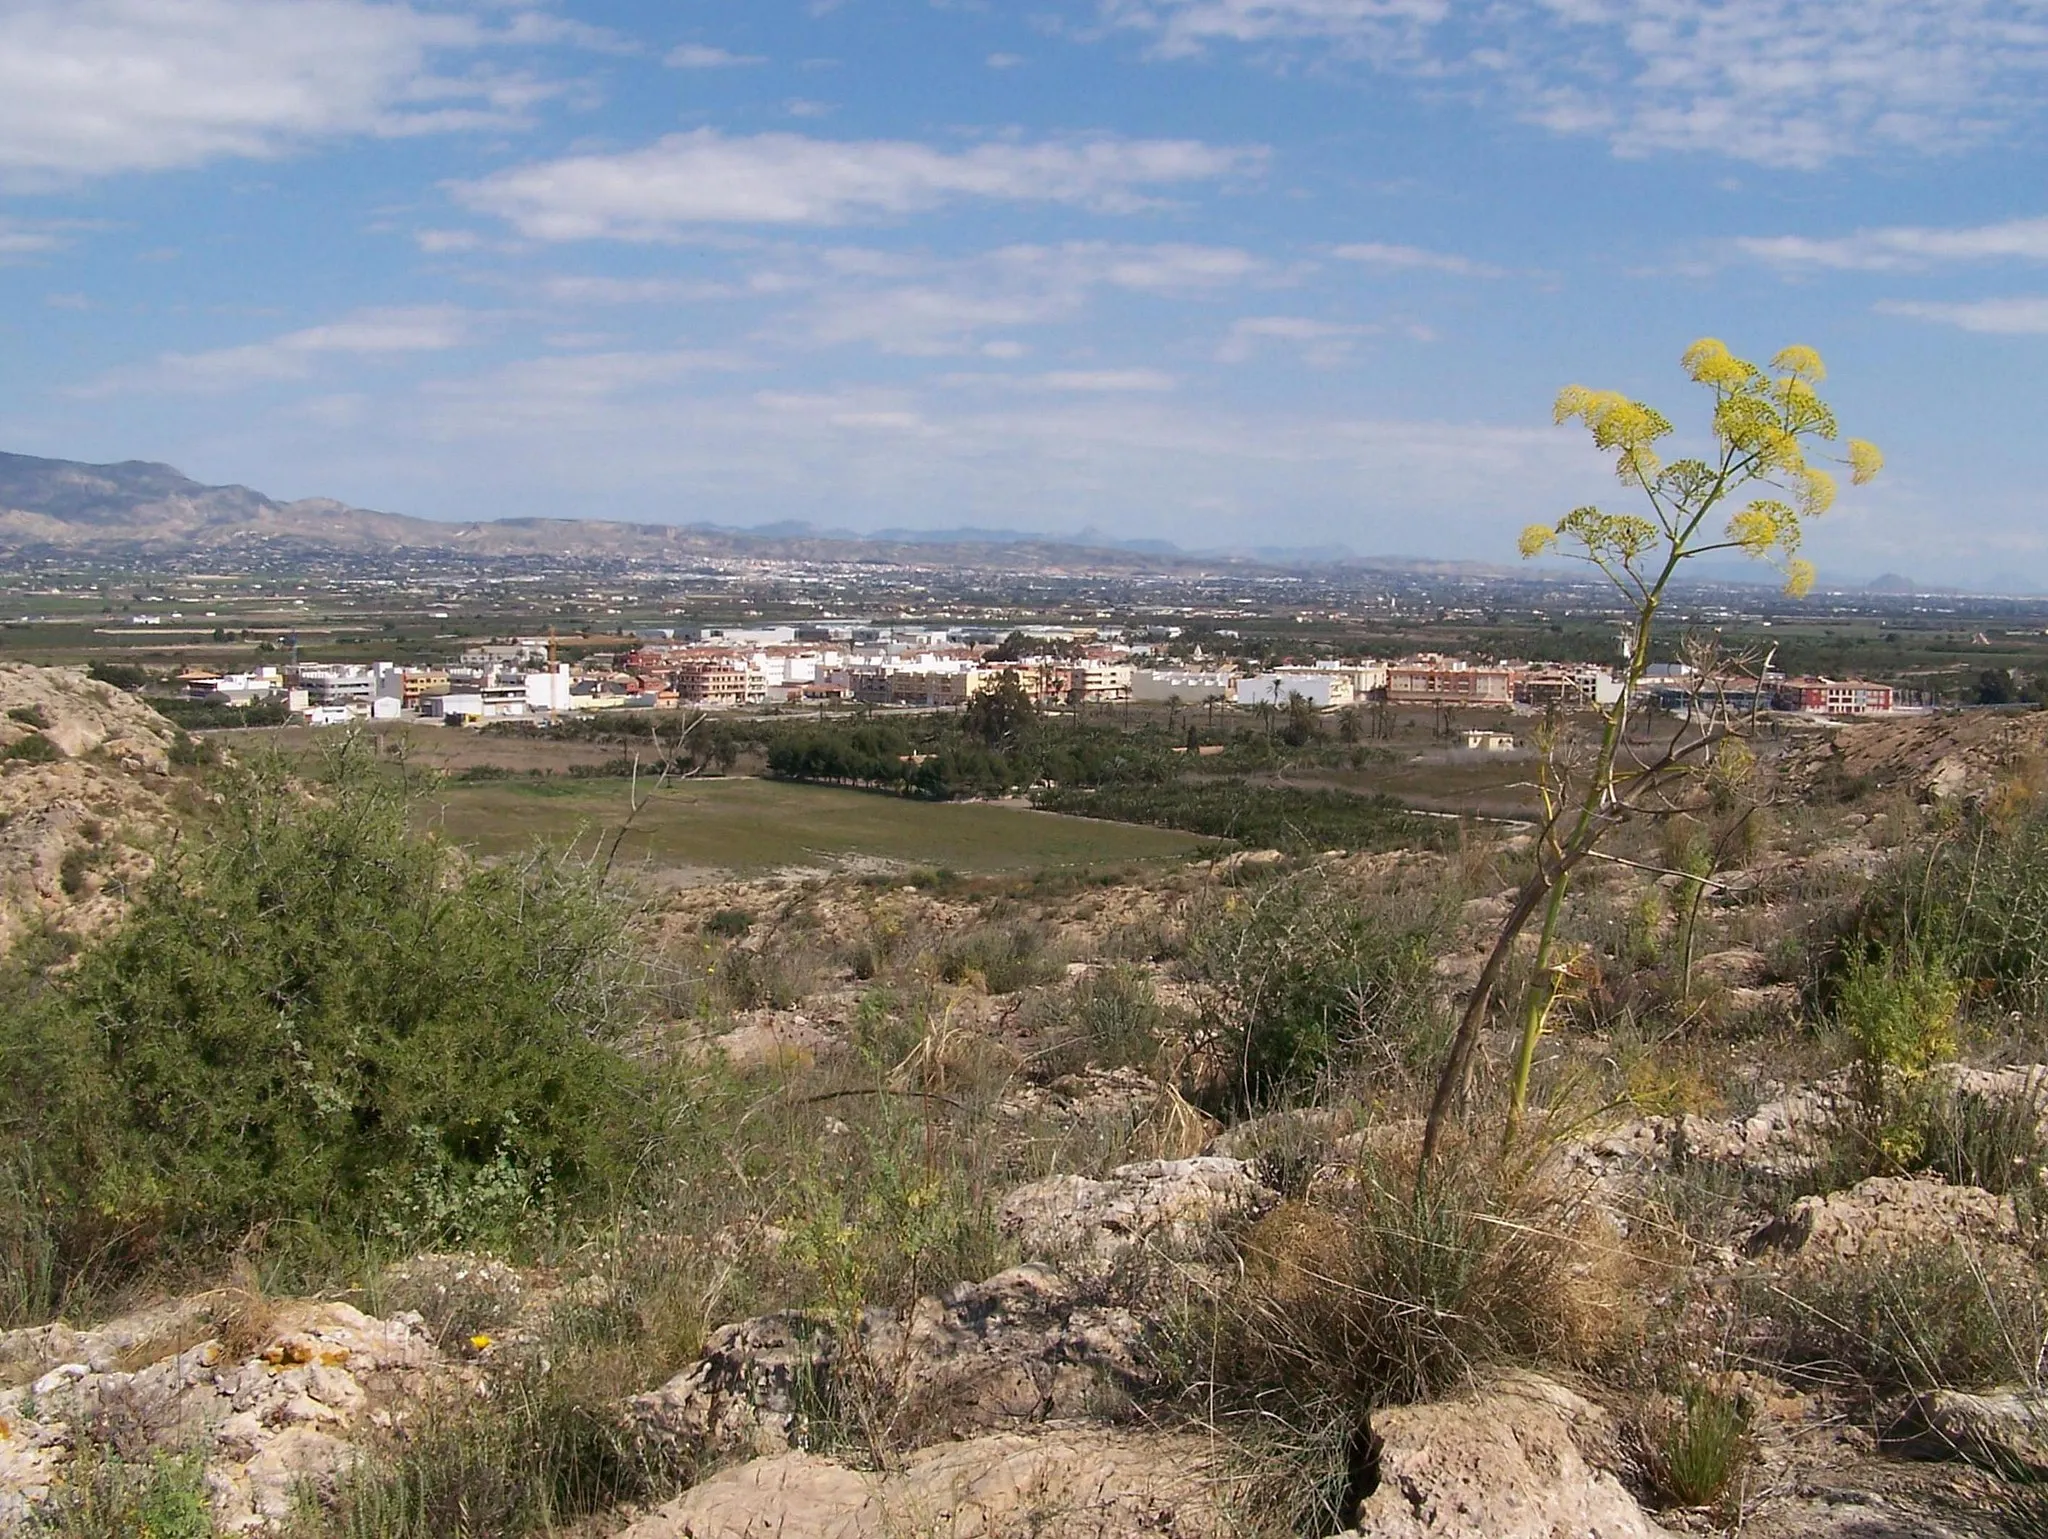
[1180,875,1447,1113]
[1029,964,1165,1079]
[935,921,1058,994]
[0,754,654,1311]
[1836,951,1960,1168]
[1858,805,2048,1016]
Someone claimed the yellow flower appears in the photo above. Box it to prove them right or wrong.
[1771,344,1826,383]
[1727,503,1781,556]
[1681,337,1747,388]
[1847,438,1884,484]
[1519,523,1558,559]
[1783,558,1817,598]
[1797,466,1837,516]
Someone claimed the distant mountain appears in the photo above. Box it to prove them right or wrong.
[0,450,1235,571]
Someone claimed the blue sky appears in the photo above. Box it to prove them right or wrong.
[1,1,2044,586]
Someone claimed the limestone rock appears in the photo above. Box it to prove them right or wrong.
[618,1426,1231,1539]
[0,1297,445,1532]
[632,1264,1149,1457]
[1885,1385,2048,1475]
[1347,1373,1677,1539]
[1744,1176,2022,1271]
[999,1157,1277,1280]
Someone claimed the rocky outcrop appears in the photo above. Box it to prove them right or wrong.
[999,1157,1278,1282]
[617,1426,1231,1539]
[1345,1373,1677,1539]
[1744,1176,2023,1271]
[0,1297,446,1532]
[632,1264,1149,1457]
[0,663,181,954]
[1885,1385,2048,1475]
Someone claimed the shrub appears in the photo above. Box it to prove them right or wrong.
[1029,964,1164,1079]
[86,661,151,692]
[935,921,1058,995]
[1858,806,2048,1016]
[3,732,62,764]
[1180,874,1447,1114]
[29,1444,213,1539]
[1836,951,1960,1168]
[1150,1151,1613,1533]
[702,906,753,938]
[1744,1241,2047,1395]
[0,754,653,1303]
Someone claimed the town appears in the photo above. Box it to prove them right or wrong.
[174,621,1903,732]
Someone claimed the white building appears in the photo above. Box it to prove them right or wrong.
[1233,672,1356,710]
[1131,668,1236,703]
[524,664,574,713]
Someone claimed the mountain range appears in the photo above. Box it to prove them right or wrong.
[0,449,1524,578]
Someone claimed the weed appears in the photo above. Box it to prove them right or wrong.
[1744,1240,2047,1395]
[1628,1381,1752,1514]
[4,732,62,765]
[1149,1147,1617,1536]
[297,1369,690,1539]
[29,1443,214,1539]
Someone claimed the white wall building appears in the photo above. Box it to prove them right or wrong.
[1131,668,1237,703]
[1233,672,1356,709]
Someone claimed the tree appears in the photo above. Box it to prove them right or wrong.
[1421,339,1883,1165]
[1281,691,1321,748]
[964,670,1037,745]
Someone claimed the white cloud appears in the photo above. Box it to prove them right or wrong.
[665,43,765,67]
[0,220,69,256]
[1333,240,1503,277]
[1101,0,2048,170]
[1876,296,2048,334]
[1038,369,1179,391]
[0,0,579,185]
[1737,216,2048,272]
[1102,0,1449,60]
[1218,315,1369,364]
[81,305,472,394]
[793,242,1265,355]
[415,228,485,254]
[456,129,1264,238]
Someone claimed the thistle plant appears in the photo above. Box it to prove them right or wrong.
[1422,339,1883,1163]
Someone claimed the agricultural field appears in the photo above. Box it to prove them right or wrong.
[419,772,1212,877]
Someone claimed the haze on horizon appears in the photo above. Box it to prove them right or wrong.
[0,0,2043,588]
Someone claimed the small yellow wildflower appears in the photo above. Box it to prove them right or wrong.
[1771,344,1826,382]
[1797,466,1837,516]
[1727,503,1780,555]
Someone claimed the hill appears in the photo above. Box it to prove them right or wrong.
[0,449,1263,573]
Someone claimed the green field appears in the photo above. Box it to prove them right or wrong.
[420,774,1212,876]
